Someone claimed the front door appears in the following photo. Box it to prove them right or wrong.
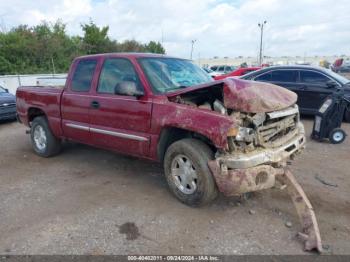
[89,57,152,157]
[298,70,335,113]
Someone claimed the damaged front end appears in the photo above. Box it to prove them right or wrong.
[169,78,322,252]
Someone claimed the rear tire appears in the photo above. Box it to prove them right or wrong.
[329,128,346,144]
[30,116,61,157]
[163,138,218,207]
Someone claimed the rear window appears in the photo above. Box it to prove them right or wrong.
[71,59,97,92]
[300,71,329,83]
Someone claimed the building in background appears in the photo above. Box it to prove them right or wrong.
[196,55,350,69]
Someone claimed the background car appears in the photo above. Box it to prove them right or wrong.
[0,85,17,121]
[202,67,216,77]
[209,65,235,77]
[331,58,350,73]
[241,65,350,122]
[214,66,261,80]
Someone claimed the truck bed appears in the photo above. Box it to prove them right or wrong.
[16,86,64,136]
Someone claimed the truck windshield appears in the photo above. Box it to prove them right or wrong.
[139,57,213,94]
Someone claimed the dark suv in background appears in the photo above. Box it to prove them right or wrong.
[241,65,350,122]
[0,86,16,121]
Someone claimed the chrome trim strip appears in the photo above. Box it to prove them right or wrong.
[65,123,148,141]
[90,127,148,142]
[66,123,89,131]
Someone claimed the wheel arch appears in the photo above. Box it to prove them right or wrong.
[28,107,47,124]
[157,126,216,162]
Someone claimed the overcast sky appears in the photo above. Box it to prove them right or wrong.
[0,0,349,59]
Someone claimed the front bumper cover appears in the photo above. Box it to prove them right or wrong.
[219,133,306,169]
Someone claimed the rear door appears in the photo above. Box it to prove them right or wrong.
[298,70,336,113]
[61,58,98,143]
[89,57,152,157]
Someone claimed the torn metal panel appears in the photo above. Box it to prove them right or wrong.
[208,160,281,195]
[208,159,323,253]
[223,78,297,113]
[167,78,297,114]
[276,169,323,252]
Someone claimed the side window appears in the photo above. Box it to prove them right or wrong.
[98,58,142,94]
[270,70,297,82]
[300,71,329,83]
[255,72,272,81]
[71,59,97,92]
[218,66,225,72]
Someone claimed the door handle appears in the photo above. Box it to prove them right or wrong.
[91,100,100,109]
[300,85,308,90]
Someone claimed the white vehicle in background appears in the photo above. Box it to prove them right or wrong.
[36,76,67,87]
[209,65,235,77]
[202,67,217,78]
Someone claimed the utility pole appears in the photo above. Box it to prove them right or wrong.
[190,39,197,60]
[258,20,267,66]
[51,57,56,77]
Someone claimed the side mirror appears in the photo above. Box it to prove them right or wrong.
[4,88,9,93]
[326,80,337,89]
[114,81,144,98]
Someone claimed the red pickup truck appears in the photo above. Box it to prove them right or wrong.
[16,53,321,251]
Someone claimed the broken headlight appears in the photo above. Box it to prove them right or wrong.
[227,126,255,142]
[236,127,255,142]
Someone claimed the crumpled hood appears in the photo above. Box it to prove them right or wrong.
[167,78,297,113]
[222,78,297,113]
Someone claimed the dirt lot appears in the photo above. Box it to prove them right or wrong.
[0,119,349,255]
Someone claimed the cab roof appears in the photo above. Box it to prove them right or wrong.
[77,52,183,60]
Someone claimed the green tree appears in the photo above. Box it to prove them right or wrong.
[117,40,146,52]
[81,20,114,54]
[145,41,165,54]
[0,19,166,74]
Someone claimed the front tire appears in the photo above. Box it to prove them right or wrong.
[163,138,218,207]
[30,116,61,157]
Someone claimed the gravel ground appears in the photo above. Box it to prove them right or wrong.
[0,119,349,255]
